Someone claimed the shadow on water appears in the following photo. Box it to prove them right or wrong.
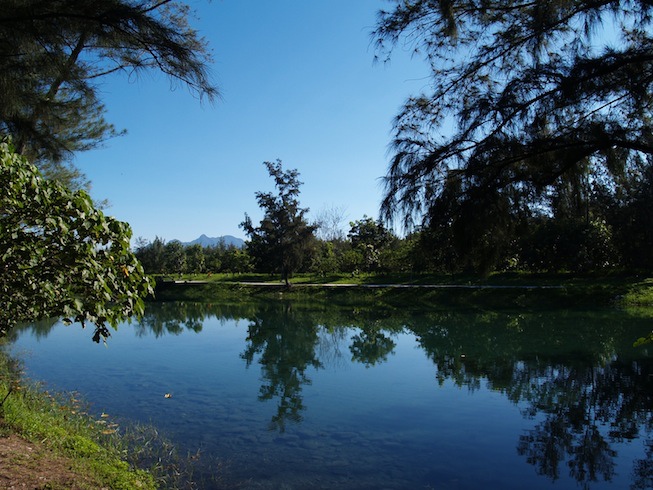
[10,299,653,489]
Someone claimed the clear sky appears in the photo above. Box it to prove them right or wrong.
[74,0,429,243]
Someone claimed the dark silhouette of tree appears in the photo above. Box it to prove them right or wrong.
[241,160,316,286]
[374,1,653,272]
[0,0,217,187]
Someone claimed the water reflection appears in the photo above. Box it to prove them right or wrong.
[409,311,653,489]
[514,361,653,489]
[241,303,323,431]
[11,300,653,488]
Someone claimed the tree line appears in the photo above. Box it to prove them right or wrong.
[137,158,653,279]
[134,214,400,277]
[134,237,252,276]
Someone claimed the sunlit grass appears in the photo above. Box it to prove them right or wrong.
[0,348,224,489]
[155,272,653,307]
[149,272,653,316]
[0,359,156,489]
[620,278,653,306]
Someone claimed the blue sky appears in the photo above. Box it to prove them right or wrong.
[74,0,429,243]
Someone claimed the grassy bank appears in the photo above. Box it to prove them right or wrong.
[152,272,653,310]
[0,349,158,489]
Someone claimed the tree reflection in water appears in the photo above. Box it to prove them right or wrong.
[11,300,653,488]
[238,304,653,487]
[240,302,322,432]
[514,360,653,489]
[411,310,653,489]
[349,327,396,367]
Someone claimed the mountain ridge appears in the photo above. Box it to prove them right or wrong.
[181,234,244,248]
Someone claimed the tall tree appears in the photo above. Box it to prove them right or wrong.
[0,140,153,341]
[374,1,653,269]
[241,160,316,286]
[0,0,217,187]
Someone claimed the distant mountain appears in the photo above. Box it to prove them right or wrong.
[182,234,245,248]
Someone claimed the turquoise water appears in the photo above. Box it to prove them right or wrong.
[7,301,653,489]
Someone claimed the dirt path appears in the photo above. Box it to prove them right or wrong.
[0,427,103,490]
[237,282,564,289]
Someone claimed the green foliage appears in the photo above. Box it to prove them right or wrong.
[633,333,653,347]
[185,243,205,273]
[375,0,653,274]
[0,140,153,341]
[0,0,217,187]
[347,216,397,272]
[348,216,393,251]
[608,164,653,270]
[518,218,619,272]
[134,236,166,274]
[241,160,317,285]
[134,237,252,275]
[163,240,187,276]
[621,280,653,307]
[310,240,339,276]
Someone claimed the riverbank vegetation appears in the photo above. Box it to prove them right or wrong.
[0,343,219,489]
[0,350,156,489]
[151,272,653,310]
[135,199,653,283]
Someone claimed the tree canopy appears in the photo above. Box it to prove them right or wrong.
[374,1,653,244]
[0,140,153,341]
[241,160,316,286]
[0,0,217,187]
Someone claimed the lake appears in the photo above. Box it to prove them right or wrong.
[6,299,653,489]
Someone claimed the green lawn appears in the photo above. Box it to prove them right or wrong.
[150,272,653,309]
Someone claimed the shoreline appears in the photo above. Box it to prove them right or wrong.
[152,274,653,309]
[167,279,565,289]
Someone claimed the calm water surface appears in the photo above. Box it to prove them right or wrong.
[6,300,653,489]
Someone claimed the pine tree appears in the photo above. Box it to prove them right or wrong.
[0,0,217,187]
[374,0,653,226]
[374,0,653,272]
[241,160,316,285]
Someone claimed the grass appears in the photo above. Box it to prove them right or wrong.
[0,350,156,489]
[151,271,653,309]
[619,277,653,306]
[0,347,222,489]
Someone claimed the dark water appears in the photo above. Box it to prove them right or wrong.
[6,300,653,489]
